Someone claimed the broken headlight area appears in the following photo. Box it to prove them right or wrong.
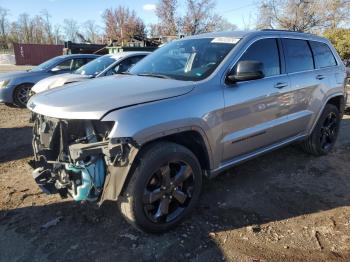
[29,114,131,202]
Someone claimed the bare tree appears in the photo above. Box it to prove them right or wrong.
[17,13,34,43]
[32,15,45,44]
[53,24,62,44]
[83,20,100,43]
[182,0,236,35]
[211,15,237,32]
[63,19,79,42]
[102,6,146,44]
[155,0,178,36]
[256,0,350,32]
[256,2,273,29]
[0,7,9,48]
[148,23,162,37]
[41,10,54,44]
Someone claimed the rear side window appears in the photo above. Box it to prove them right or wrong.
[55,59,73,70]
[71,58,88,70]
[238,38,280,77]
[282,39,314,73]
[309,41,337,68]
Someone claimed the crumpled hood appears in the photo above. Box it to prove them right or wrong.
[28,75,194,120]
[32,73,90,94]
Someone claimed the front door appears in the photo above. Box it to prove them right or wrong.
[222,38,292,163]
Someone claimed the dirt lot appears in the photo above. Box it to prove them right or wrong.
[0,68,350,261]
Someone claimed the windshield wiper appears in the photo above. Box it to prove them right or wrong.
[136,73,172,79]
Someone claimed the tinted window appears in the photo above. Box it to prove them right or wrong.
[74,56,116,76]
[129,38,237,81]
[309,41,337,68]
[113,55,146,74]
[31,56,63,72]
[71,58,88,70]
[238,38,280,77]
[283,39,314,73]
[56,59,72,70]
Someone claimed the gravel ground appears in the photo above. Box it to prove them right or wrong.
[0,67,349,261]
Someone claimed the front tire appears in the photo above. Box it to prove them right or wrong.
[118,142,202,233]
[13,84,33,108]
[301,104,341,156]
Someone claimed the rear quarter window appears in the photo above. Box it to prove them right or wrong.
[282,39,314,73]
[309,41,337,68]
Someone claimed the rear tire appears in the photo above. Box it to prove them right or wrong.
[301,104,341,156]
[13,84,33,108]
[118,142,202,233]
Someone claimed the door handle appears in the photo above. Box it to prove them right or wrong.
[316,74,325,80]
[274,82,288,89]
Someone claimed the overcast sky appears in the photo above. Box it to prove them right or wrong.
[0,0,257,30]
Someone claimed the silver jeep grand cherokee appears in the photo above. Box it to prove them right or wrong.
[27,30,347,233]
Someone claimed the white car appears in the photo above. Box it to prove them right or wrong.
[31,52,150,94]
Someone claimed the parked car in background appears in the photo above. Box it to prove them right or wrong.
[0,54,99,107]
[27,30,347,233]
[31,52,150,95]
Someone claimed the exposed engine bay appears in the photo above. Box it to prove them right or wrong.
[29,115,137,203]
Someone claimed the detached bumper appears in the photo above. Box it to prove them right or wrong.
[0,85,15,103]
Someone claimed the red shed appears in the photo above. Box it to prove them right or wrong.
[13,43,64,65]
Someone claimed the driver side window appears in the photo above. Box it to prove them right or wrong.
[238,38,280,77]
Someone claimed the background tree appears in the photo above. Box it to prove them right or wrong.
[182,0,215,35]
[256,0,350,32]
[63,19,79,42]
[102,6,146,44]
[53,24,62,44]
[155,0,178,36]
[324,28,350,60]
[0,7,9,48]
[41,10,54,44]
[17,13,34,43]
[83,20,101,43]
[182,0,236,35]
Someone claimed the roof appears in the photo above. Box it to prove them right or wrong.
[58,54,100,59]
[186,30,328,42]
[103,51,151,60]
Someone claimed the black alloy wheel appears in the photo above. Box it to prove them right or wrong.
[301,104,341,156]
[319,112,338,151]
[118,142,202,233]
[143,161,195,223]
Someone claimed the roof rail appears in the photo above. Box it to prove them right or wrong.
[260,29,303,33]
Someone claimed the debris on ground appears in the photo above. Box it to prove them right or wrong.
[40,216,63,230]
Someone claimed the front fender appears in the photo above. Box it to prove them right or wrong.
[101,87,225,170]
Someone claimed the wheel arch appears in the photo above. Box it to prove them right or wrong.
[310,93,345,134]
[100,128,213,203]
[139,129,212,171]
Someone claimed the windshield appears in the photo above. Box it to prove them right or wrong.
[74,56,117,76]
[31,56,63,72]
[129,37,238,81]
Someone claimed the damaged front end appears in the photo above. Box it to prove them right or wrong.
[29,115,136,203]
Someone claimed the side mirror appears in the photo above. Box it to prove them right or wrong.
[227,60,264,83]
[50,67,62,73]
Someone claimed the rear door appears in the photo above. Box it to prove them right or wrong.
[281,38,323,135]
[222,38,292,162]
